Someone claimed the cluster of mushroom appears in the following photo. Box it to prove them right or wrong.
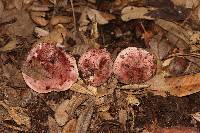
[22,42,157,93]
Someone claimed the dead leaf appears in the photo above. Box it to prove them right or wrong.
[190,32,200,45]
[162,57,174,67]
[2,63,26,87]
[0,101,31,128]
[37,24,67,45]
[191,112,200,122]
[14,0,23,10]
[1,8,34,36]
[0,0,4,18]
[146,73,171,96]
[79,7,115,31]
[121,6,156,21]
[50,16,73,26]
[155,19,191,44]
[98,112,114,120]
[119,109,127,131]
[30,11,49,26]
[55,94,88,126]
[97,105,110,112]
[70,81,97,96]
[28,4,50,11]
[112,0,128,10]
[154,127,199,133]
[62,119,77,133]
[147,72,200,97]
[126,94,140,106]
[167,73,200,97]
[75,105,94,133]
[120,84,149,90]
[0,104,11,121]
[0,39,17,52]
[48,116,61,133]
[34,27,49,38]
[23,0,34,4]
[149,33,175,60]
[87,8,115,24]
[49,0,57,5]
[171,0,199,8]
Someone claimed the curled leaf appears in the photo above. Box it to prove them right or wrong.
[55,94,88,126]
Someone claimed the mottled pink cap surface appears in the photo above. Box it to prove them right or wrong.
[78,49,113,86]
[22,43,78,93]
[113,47,156,84]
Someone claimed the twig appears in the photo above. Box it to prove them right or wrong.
[69,0,77,34]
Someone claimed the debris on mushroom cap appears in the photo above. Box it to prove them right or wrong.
[78,48,113,86]
[113,47,156,84]
[22,42,78,93]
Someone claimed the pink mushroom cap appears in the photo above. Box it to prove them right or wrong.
[78,48,113,86]
[113,47,156,84]
[22,43,78,93]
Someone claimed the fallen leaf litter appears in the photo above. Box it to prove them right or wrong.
[1,0,200,132]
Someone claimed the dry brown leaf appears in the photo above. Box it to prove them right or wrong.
[28,4,50,11]
[30,11,49,26]
[71,44,90,56]
[147,72,200,97]
[119,109,127,131]
[1,8,34,36]
[98,111,114,120]
[146,73,171,96]
[87,8,115,24]
[155,19,191,44]
[55,94,88,126]
[171,0,199,8]
[97,105,110,112]
[49,0,57,5]
[148,32,176,60]
[126,94,140,106]
[79,7,115,31]
[0,104,11,121]
[121,6,156,21]
[0,39,17,52]
[191,112,200,123]
[23,0,34,4]
[162,57,174,67]
[70,81,97,96]
[48,116,61,133]
[62,119,77,133]
[34,27,49,38]
[2,63,26,87]
[75,105,94,133]
[0,102,31,128]
[14,0,23,10]
[50,16,73,26]
[121,84,149,90]
[167,73,200,97]
[154,127,200,133]
[37,24,67,45]
[0,0,4,18]
[112,0,128,10]
[190,32,200,45]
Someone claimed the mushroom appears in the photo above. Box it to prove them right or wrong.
[113,47,156,84]
[22,42,78,93]
[78,48,113,86]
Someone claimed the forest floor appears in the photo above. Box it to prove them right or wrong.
[0,0,200,133]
